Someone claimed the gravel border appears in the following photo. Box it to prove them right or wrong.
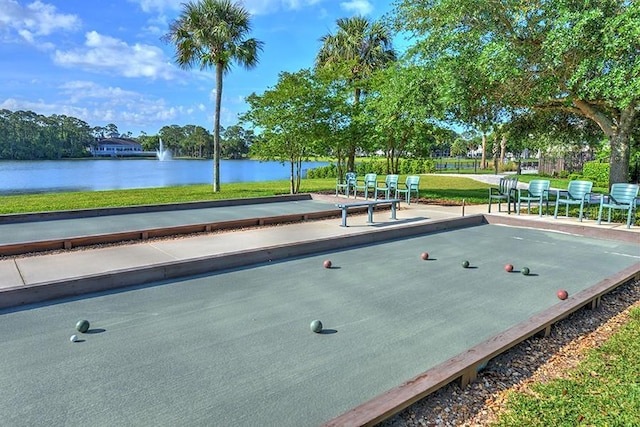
[379,279,640,426]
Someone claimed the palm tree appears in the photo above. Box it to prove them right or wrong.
[316,16,396,171]
[165,0,263,192]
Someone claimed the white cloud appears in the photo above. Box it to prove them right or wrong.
[340,0,373,15]
[242,0,323,15]
[131,0,323,16]
[0,0,80,44]
[131,0,183,13]
[53,31,178,80]
[0,80,195,131]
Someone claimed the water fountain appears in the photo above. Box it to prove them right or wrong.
[156,138,172,161]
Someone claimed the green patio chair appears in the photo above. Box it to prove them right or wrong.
[335,172,357,197]
[375,174,399,200]
[395,175,420,204]
[353,173,377,199]
[554,180,593,222]
[597,183,639,228]
[488,176,518,214]
[517,179,553,216]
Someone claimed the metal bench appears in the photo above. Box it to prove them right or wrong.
[335,199,401,227]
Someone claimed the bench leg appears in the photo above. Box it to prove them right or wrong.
[367,205,374,223]
[341,209,348,227]
[390,202,397,220]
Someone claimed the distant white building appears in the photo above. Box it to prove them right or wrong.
[91,137,145,157]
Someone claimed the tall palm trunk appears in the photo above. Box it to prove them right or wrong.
[213,63,223,192]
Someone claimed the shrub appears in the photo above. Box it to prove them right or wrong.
[307,158,437,178]
[582,161,609,184]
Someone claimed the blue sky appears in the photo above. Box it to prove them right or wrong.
[0,0,402,136]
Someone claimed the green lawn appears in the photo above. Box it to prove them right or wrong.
[494,306,640,426]
[0,175,492,214]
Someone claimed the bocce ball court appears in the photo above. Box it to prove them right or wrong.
[1,215,638,427]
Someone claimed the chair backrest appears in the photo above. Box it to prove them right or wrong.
[344,172,357,184]
[386,174,399,188]
[609,183,639,204]
[499,177,518,194]
[364,173,377,185]
[405,175,420,189]
[567,180,593,198]
[527,180,550,197]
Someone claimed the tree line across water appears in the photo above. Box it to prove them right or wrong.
[0,109,255,161]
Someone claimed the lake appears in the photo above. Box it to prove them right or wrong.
[0,159,330,195]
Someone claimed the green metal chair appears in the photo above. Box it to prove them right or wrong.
[395,175,420,204]
[335,172,357,197]
[517,179,553,216]
[353,173,377,199]
[375,174,399,199]
[488,176,518,214]
[597,183,639,228]
[554,180,593,222]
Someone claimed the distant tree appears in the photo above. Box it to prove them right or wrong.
[242,70,334,193]
[137,132,160,152]
[222,125,253,159]
[182,125,211,158]
[165,0,264,192]
[159,125,186,157]
[316,16,396,171]
[363,65,439,173]
[0,109,92,160]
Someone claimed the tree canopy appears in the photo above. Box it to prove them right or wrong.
[316,16,397,171]
[242,70,341,193]
[393,0,639,186]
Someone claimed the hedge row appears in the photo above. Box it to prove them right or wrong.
[582,161,610,186]
[307,158,436,179]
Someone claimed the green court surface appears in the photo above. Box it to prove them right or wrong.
[1,224,638,426]
[0,197,336,246]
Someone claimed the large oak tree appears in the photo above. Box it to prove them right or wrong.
[394,0,639,186]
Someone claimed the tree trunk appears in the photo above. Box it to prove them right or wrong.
[609,130,631,187]
[295,158,302,193]
[347,88,362,172]
[572,100,635,187]
[213,64,224,192]
[499,134,507,168]
[481,133,487,169]
[289,159,295,194]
